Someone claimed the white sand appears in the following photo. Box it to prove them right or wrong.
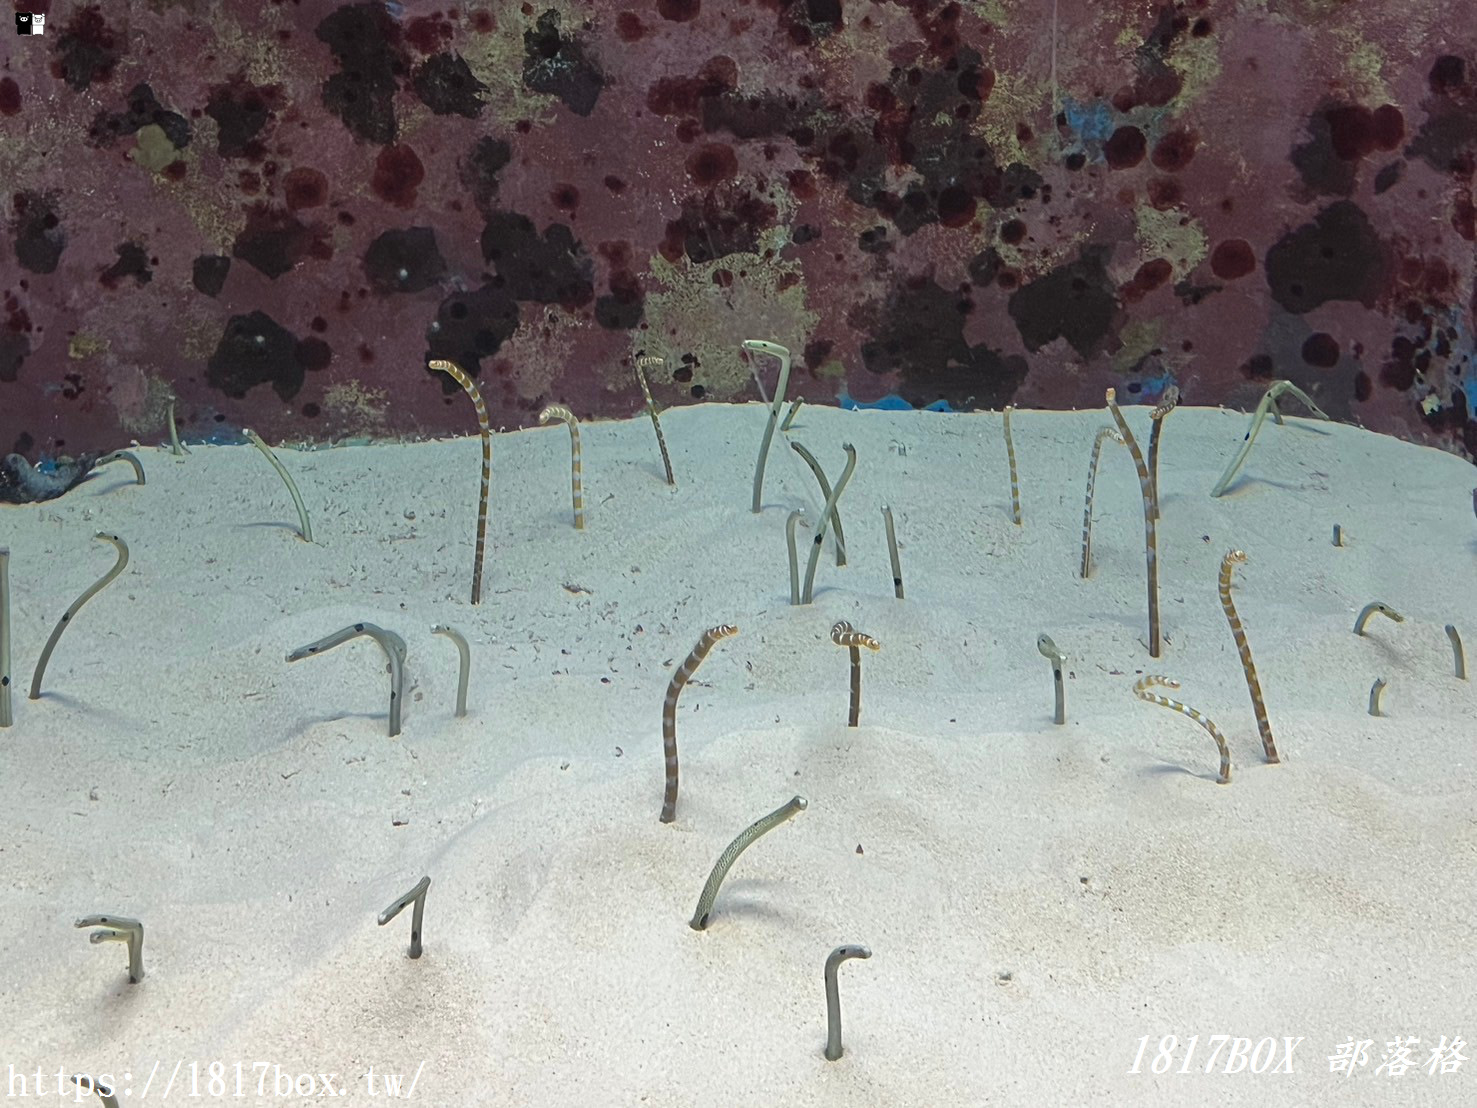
[2,402,1475,1106]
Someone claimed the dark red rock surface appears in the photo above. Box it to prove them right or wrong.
[1,2,1474,462]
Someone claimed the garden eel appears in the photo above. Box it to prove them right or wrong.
[166,395,190,455]
[430,625,470,716]
[1218,550,1279,763]
[801,444,858,605]
[75,914,144,983]
[378,875,430,959]
[429,358,491,604]
[1003,405,1021,525]
[690,795,807,930]
[69,1074,121,1108]
[882,505,903,598]
[29,533,129,700]
[1105,389,1161,657]
[743,339,793,513]
[1447,625,1466,680]
[1210,379,1329,497]
[782,397,804,430]
[96,450,145,486]
[790,441,847,566]
[634,355,675,486]
[824,945,872,1061]
[1368,677,1387,716]
[243,429,311,542]
[831,620,881,727]
[0,547,10,727]
[1146,385,1179,520]
[538,404,584,530]
[1080,427,1125,578]
[660,624,739,824]
[1353,601,1403,636]
[286,623,407,738]
[1036,633,1066,725]
[1133,675,1231,784]
[786,511,807,606]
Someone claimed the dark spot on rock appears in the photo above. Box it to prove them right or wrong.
[1380,334,1419,390]
[1240,353,1274,380]
[659,190,777,263]
[1265,200,1389,314]
[1008,246,1120,357]
[11,191,66,274]
[51,6,124,93]
[703,88,805,140]
[404,14,453,54]
[316,2,408,144]
[1000,219,1026,245]
[192,255,231,297]
[283,167,329,210]
[1210,238,1255,280]
[1104,126,1147,169]
[232,203,317,280]
[595,270,644,329]
[427,283,520,374]
[1301,332,1340,367]
[1191,17,1211,36]
[413,52,487,117]
[1373,160,1404,194]
[1150,128,1197,171]
[1065,151,1086,171]
[968,247,1002,286]
[603,175,627,194]
[933,186,974,228]
[371,145,425,208]
[862,276,1029,409]
[302,402,321,418]
[1454,189,1476,241]
[207,310,321,401]
[523,9,606,117]
[480,210,594,307]
[804,338,834,368]
[647,56,736,116]
[295,337,333,371]
[1146,177,1182,210]
[551,183,580,211]
[471,11,495,33]
[88,83,192,150]
[657,0,700,21]
[0,78,20,116]
[858,225,891,255]
[686,142,739,186]
[787,169,816,199]
[1121,258,1173,303]
[1353,370,1372,401]
[1405,81,1477,176]
[460,137,511,215]
[364,226,447,293]
[0,332,31,383]
[616,12,644,40]
[205,75,280,158]
[1429,55,1466,96]
[793,223,820,244]
[97,243,150,291]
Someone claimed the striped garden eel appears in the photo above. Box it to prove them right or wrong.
[538,404,584,530]
[1218,550,1279,763]
[1080,427,1125,578]
[633,355,675,486]
[1146,385,1179,520]
[429,358,491,604]
[660,624,739,824]
[1003,405,1022,525]
[1105,389,1161,657]
[831,620,881,727]
[1132,675,1231,784]
[689,795,807,930]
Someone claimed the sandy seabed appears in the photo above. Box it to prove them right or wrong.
[2,401,1475,1107]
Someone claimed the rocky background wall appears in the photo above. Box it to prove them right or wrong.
[1,0,1474,473]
